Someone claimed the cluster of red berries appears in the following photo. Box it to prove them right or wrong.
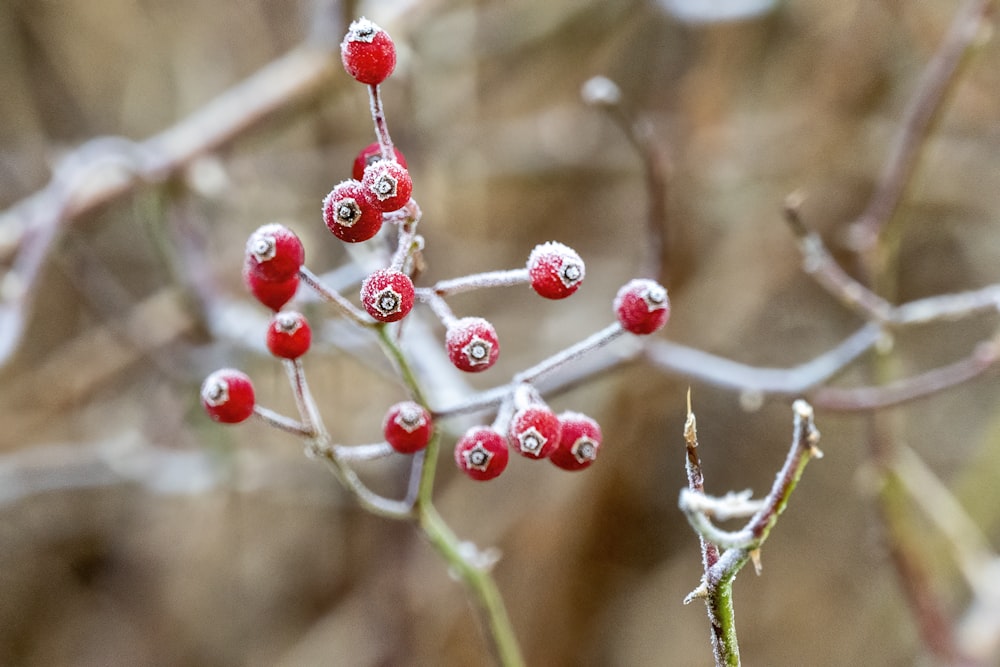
[453,406,604,481]
[200,17,672,486]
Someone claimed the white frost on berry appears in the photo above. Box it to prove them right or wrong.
[345,17,381,43]
[274,311,303,334]
[615,278,669,313]
[201,375,229,407]
[528,241,585,288]
[247,225,279,262]
[394,403,427,433]
[643,283,668,309]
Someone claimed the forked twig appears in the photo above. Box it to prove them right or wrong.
[680,398,822,666]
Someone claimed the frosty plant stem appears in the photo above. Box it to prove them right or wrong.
[273,323,525,665]
[201,16,670,665]
[680,397,822,667]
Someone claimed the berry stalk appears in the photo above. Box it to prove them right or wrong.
[515,322,625,384]
[298,265,371,326]
[368,84,396,161]
[432,269,530,296]
[286,355,413,519]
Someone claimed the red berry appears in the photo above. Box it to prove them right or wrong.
[549,412,602,471]
[266,311,312,359]
[527,242,585,299]
[341,17,396,85]
[245,224,304,283]
[244,262,299,311]
[353,142,407,181]
[361,269,415,322]
[446,317,499,372]
[454,427,509,481]
[614,278,670,335]
[323,180,383,243]
[362,160,412,213]
[509,405,561,459]
[201,369,255,424]
[383,401,433,454]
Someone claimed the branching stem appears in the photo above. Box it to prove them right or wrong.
[680,399,822,667]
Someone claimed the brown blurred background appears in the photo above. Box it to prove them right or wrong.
[1,1,999,665]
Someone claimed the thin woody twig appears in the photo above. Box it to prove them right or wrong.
[644,325,881,394]
[680,399,822,666]
[683,390,721,575]
[787,197,1000,328]
[582,75,671,284]
[851,0,993,251]
[0,43,341,367]
[809,338,999,411]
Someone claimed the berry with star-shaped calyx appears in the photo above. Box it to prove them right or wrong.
[383,401,433,454]
[509,405,562,459]
[614,278,670,335]
[454,427,509,481]
[341,17,396,85]
[323,180,383,243]
[446,317,499,373]
[361,269,415,322]
[201,369,255,424]
[245,223,304,283]
[549,412,602,471]
[362,160,412,213]
[266,311,312,360]
[353,142,407,181]
[243,261,299,311]
[527,241,585,299]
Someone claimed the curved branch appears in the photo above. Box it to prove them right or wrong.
[0,43,340,367]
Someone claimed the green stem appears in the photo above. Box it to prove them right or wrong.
[418,502,526,667]
[683,401,821,667]
[708,564,740,667]
[375,323,525,666]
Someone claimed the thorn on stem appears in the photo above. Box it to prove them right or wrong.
[683,582,710,605]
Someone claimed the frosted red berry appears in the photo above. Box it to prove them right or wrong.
[244,262,299,311]
[266,311,312,360]
[245,223,304,283]
[383,401,433,454]
[549,412,602,471]
[361,269,415,322]
[446,317,500,372]
[362,160,412,213]
[323,180,383,243]
[341,18,397,85]
[353,142,407,181]
[509,405,562,459]
[614,278,670,335]
[527,242,585,299]
[201,369,255,424]
[454,427,509,481]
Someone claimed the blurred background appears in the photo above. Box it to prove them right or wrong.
[1,0,1000,665]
